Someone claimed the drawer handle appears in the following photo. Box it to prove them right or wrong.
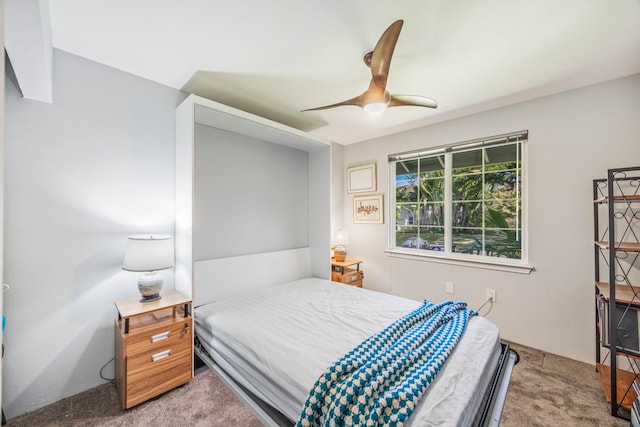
[150,331,170,343]
[151,349,171,362]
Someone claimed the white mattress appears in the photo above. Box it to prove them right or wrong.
[195,277,500,426]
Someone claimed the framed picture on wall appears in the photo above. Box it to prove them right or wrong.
[347,163,376,194]
[353,194,384,224]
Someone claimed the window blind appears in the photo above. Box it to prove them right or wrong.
[388,131,528,162]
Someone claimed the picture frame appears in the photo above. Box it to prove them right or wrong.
[353,194,384,224]
[347,163,376,194]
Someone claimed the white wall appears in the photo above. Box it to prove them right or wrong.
[339,74,640,364]
[330,142,345,234]
[3,50,183,418]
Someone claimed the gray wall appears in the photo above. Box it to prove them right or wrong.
[3,50,183,418]
[337,73,640,364]
[194,124,309,260]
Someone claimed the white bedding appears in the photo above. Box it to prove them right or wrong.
[194,277,500,426]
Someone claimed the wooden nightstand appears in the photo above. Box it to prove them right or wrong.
[331,258,364,287]
[114,289,193,409]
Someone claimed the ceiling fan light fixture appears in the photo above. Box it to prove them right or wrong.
[361,87,391,114]
[363,102,388,114]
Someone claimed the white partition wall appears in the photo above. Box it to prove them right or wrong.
[309,141,332,278]
[0,2,5,416]
[174,98,195,299]
[175,95,331,305]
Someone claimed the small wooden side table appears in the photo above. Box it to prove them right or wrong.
[331,258,364,287]
[114,289,193,409]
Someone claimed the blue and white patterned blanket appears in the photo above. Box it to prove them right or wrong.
[296,300,476,427]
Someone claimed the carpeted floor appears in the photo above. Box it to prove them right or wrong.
[4,341,630,426]
[500,342,628,427]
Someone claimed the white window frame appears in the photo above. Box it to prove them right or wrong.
[386,131,533,274]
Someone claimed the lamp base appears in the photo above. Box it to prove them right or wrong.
[139,293,162,303]
[334,245,347,262]
[138,272,163,303]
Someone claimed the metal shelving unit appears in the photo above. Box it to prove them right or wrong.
[593,166,640,420]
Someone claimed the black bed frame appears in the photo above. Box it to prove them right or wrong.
[474,343,520,426]
[194,338,519,427]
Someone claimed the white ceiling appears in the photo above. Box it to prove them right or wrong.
[17,1,640,144]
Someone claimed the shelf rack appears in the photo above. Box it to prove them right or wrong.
[593,166,640,420]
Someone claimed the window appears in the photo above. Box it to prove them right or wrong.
[389,131,527,268]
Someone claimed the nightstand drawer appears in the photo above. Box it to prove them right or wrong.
[126,318,191,356]
[343,279,362,287]
[126,344,192,407]
[336,268,363,287]
[342,270,363,282]
[127,330,191,371]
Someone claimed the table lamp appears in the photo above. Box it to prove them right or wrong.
[332,229,350,262]
[123,235,174,302]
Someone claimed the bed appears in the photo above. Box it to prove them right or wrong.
[175,96,517,426]
[193,277,518,426]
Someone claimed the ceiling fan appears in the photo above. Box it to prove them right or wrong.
[303,19,438,114]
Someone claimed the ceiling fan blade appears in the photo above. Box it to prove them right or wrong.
[301,94,363,112]
[369,20,403,89]
[302,20,437,114]
[389,94,438,109]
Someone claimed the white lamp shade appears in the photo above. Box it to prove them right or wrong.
[332,229,350,246]
[122,235,174,272]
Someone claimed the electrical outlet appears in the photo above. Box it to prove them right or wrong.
[486,288,496,302]
[445,282,455,294]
